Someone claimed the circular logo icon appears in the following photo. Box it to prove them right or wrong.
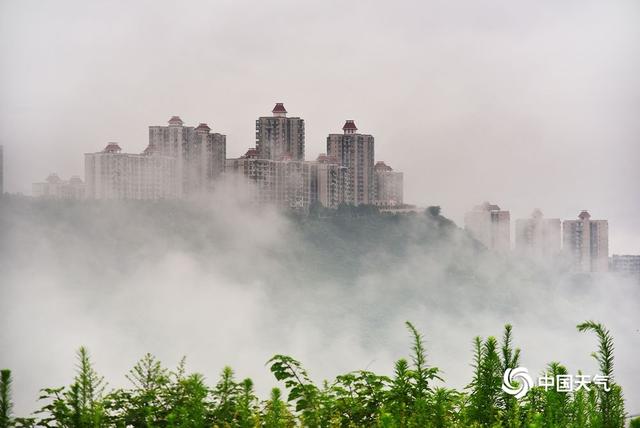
[502,367,533,399]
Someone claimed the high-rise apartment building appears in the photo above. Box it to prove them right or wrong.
[226,148,313,211]
[515,209,561,259]
[85,143,178,200]
[327,120,375,206]
[148,116,226,196]
[33,173,86,199]
[226,148,277,205]
[562,211,609,272]
[610,255,640,279]
[373,161,403,207]
[227,151,348,211]
[256,103,305,161]
[312,154,349,209]
[464,202,511,253]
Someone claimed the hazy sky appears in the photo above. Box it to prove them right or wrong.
[0,0,638,253]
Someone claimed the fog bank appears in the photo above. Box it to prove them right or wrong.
[1,190,638,416]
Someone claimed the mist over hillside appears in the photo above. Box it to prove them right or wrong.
[1,194,638,416]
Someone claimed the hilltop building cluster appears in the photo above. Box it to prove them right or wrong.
[463,203,637,276]
[31,104,403,210]
[15,106,636,278]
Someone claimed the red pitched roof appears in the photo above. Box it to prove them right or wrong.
[142,145,155,155]
[242,148,258,158]
[579,210,591,220]
[168,116,183,125]
[195,123,211,132]
[272,103,287,114]
[375,161,393,171]
[342,120,358,131]
[103,142,122,153]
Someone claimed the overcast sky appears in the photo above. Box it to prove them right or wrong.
[0,0,638,253]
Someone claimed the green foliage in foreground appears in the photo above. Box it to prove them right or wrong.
[1,321,628,428]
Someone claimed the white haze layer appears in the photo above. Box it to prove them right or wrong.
[1,183,639,416]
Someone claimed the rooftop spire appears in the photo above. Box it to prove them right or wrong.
[343,120,357,134]
[103,142,122,153]
[195,123,211,132]
[168,116,183,126]
[272,103,287,117]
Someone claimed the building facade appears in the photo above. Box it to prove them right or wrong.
[32,173,86,200]
[148,116,226,196]
[326,120,375,206]
[464,202,511,253]
[562,211,609,272]
[515,209,561,259]
[610,255,640,279]
[226,148,313,211]
[85,143,178,200]
[312,154,349,209]
[373,161,403,207]
[256,103,305,161]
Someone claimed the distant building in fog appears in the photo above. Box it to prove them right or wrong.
[562,210,608,272]
[373,161,403,207]
[256,103,305,161]
[226,148,313,211]
[84,116,225,200]
[327,120,375,206]
[312,154,349,209]
[610,254,639,279]
[33,173,86,200]
[464,202,511,253]
[148,116,226,196]
[515,209,561,258]
[85,143,178,200]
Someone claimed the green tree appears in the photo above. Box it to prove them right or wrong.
[386,359,412,426]
[577,320,626,428]
[37,346,105,428]
[262,388,295,428]
[499,324,521,428]
[0,370,13,428]
[267,355,321,427]
[236,378,259,428]
[466,336,502,426]
[105,353,170,427]
[211,366,240,425]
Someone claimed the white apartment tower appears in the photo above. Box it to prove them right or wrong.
[226,148,313,211]
[33,173,86,200]
[85,143,178,200]
[464,202,511,253]
[256,103,305,161]
[312,154,349,209]
[515,209,561,259]
[148,116,226,196]
[562,211,609,272]
[374,161,403,207]
[326,120,375,206]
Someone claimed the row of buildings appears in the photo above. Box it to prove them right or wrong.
[464,202,638,276]
[32,104,404,210]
